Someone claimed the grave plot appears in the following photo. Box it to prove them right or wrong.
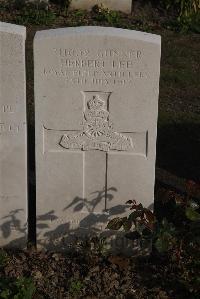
[34,26,161,249]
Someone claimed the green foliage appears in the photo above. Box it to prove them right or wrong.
[51,0,71,14]
[13,0,26,10]
[107,217,124,230]
[161,0,199,16]
[89,236,108,256]
[15,7,56,25]
[0,250,8,268]
[186,206,200,221]
[154,218,176,252]
[69,279,84,297]
[92,4,120,25]
[178,12,200,32]
[14,277,35,299]
[107,200,155,246]
[107,180,200,294]
[0,277,35,299]
[161,0,200,31]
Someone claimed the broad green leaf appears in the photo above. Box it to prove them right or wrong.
[123,219,132,232]
[129,211,142,221]
[186,207,200,221]
[106,217,123,230]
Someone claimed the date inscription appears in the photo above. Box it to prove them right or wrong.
[43,47,147,86]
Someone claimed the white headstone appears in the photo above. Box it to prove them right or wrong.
[34,26,161,249]
[70,0,132,13]
[0,22,27,248]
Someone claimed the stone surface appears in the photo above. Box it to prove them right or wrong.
[0,22,27,248]
[34,26,161,250]
[70,0,132,13]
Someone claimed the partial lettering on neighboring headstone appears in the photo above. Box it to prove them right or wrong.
[70,0,132,13]
[0,22,27,248]
[34,26,161,250]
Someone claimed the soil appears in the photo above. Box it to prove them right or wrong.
[1,247,198,299]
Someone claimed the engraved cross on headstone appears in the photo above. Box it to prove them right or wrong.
[44,91,147,212]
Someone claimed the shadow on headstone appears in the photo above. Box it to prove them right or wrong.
[35,187,142,255]
[0,209,27,248]
[1,187,152,254]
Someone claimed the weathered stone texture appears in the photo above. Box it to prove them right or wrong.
[34,26,161,250]
[0,22,27,248]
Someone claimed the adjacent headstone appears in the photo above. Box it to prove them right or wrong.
[0,22,27,248]
[70,0,132,14]
[34,26,161,250]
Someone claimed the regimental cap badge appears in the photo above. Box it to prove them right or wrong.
[87,95,105,110]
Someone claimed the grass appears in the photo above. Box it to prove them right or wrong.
[161,50,199,88]
[69,279,84,297]
[160,32,200,108]
[157,110,200,181]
